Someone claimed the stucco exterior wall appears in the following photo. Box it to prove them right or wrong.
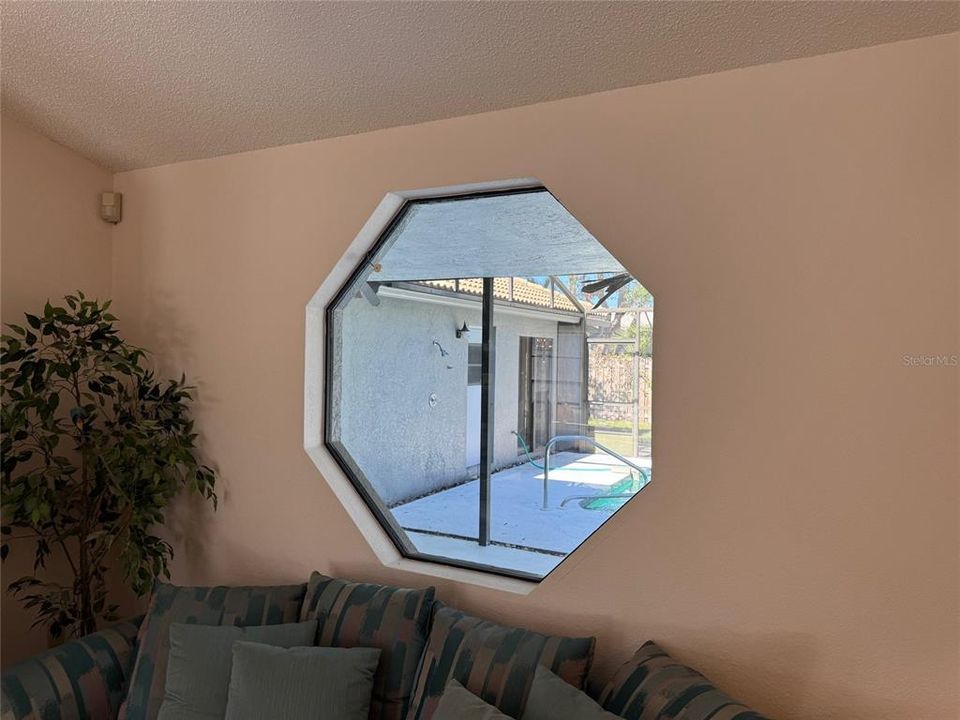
[336,290,567,505]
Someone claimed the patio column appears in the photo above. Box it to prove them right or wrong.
[479,276,495,546]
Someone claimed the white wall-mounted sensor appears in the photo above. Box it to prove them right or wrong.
[100,192,122,224]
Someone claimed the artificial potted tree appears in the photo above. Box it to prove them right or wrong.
[1,292,217,640]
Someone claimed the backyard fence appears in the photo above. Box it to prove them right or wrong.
[579,306,653,458]
[587,347,652,426]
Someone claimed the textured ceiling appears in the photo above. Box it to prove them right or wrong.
[2,1,957,171]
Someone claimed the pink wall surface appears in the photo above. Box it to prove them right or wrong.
[6,33,959,717]
[0,116,141,666]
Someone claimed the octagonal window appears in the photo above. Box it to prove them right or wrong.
[324,185,652,581]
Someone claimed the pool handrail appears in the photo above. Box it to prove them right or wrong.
[542,435,649,510]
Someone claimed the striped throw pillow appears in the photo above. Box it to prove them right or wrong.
[596,641,771,720]
[298,572,436,720]
[408,603,596,720]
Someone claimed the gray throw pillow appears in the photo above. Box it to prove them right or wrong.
[433,681,513,720]
[122,581,307,720]
[157,620,317,720]
[521,665,620,720]
[224,641,381,720]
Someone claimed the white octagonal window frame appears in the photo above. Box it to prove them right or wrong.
[305,177,652,594]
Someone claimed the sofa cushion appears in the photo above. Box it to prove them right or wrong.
[407,603,596,720]
[1,617,141,720]
[157,620,317,720]
[120,581,307,720]
[298,572,435,720]
[596,641,771,720]
[522,665,620,720]
[224,642,380,720]
[433,681,512,720]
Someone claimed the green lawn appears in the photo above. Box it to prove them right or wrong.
[592,430,650,457]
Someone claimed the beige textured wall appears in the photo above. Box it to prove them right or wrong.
[1,115,113,313]
[0,116,139,666]
[105,34,959,719]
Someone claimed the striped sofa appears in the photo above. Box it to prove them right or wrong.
[1,579,770,720]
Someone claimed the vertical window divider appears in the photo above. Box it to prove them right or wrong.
[479,276,495,546]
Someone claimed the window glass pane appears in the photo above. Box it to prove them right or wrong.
[468,344,482,366]
[467,364,482,386]
[325,188,652,581]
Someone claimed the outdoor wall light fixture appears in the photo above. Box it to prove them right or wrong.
[456,322,470,339]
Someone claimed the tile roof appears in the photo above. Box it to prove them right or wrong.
[414,278,580,312]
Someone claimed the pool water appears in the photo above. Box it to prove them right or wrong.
[579,471,649,511]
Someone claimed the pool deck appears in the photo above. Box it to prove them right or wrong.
[392,451,651,577]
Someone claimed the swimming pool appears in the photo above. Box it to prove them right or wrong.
[578,469,650,511]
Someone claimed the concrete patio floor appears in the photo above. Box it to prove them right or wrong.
[392,451,651,577]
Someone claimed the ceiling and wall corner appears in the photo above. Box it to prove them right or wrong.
[103,34,959,720]
[1,1,957,171]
